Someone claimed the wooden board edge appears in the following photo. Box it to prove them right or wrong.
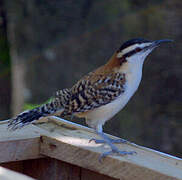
[40,135,182,180]
[0,137,43,163]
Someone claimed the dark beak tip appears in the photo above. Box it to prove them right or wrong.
[163,39,174,42]
[156,39,174,44]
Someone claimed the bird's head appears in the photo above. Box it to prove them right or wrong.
[116,38,172,64]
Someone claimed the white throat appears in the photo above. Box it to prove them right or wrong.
[127,50,151,65]
[116,50,152,109]
[125,49,152,73]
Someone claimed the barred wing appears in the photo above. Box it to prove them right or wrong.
[64,72,126,115]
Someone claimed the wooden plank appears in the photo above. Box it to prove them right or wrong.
[40,135,182,180]
[1,158,81,180]
[1,157,116,180]
[0,137,41,163]
[22,158,81,180]
[81,168,118,180]
[1,117,182,180]
[0,166,35,180]
[0,119,49,163]
[39,117,182,180]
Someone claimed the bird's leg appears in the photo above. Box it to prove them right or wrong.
[89,125,129,144]
[70,114,74,121]
[90,125,136,161]
[96,131,136,162]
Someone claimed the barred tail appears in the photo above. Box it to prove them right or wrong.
[8,99,64,130]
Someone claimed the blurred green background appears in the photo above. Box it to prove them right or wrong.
[0,0,182,158]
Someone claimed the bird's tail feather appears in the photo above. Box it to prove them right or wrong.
[8,99,63,130]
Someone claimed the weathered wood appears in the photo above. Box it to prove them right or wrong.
[0,166,35,180]
[1,157,116,180]
[38,117,182,180]
[81,169,118,180]
[22,158,81,180]
[40,135,182,180]
[0,119,45,163]
[0,117,182,180]
[0,137,41,163]
[0,119,49,163]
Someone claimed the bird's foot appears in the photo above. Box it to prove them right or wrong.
[90,131,136,162]
[99,148,136,162]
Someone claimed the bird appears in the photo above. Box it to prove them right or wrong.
[8,38,172,160]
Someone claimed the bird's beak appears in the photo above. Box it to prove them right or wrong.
[151,39,173,48]
[142,39,173,52]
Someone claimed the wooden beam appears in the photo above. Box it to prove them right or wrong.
[0,117,182,180]
[21,158,81,180]
[0,137,41,163]
[0,120,47,163]
[1,157,115,180]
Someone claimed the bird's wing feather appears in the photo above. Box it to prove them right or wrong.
[55,88,71,106]
[63,72,126,115]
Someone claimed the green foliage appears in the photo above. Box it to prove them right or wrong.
[23,98,52,110]
[23,103,40,110]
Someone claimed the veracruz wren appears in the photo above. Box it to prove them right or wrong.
[8,38,172,159]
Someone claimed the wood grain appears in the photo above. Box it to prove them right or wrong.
[81,168,118,180]
[0,117,182,180]
[22,158,81,180]
[2,158,116,180]
[0,137,42,163]
[0,119,49,163]
[40,135,182,180]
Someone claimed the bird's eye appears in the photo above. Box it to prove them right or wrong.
[135,47,141,52]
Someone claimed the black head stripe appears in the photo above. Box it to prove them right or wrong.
[123,47,142,58]
[118,38,151,52]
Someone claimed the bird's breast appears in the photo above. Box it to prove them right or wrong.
[83,64,143,127]
[117,60,144,101]
[83,73,141,128]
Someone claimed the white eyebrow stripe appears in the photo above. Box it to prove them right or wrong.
[117,42,152,58]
